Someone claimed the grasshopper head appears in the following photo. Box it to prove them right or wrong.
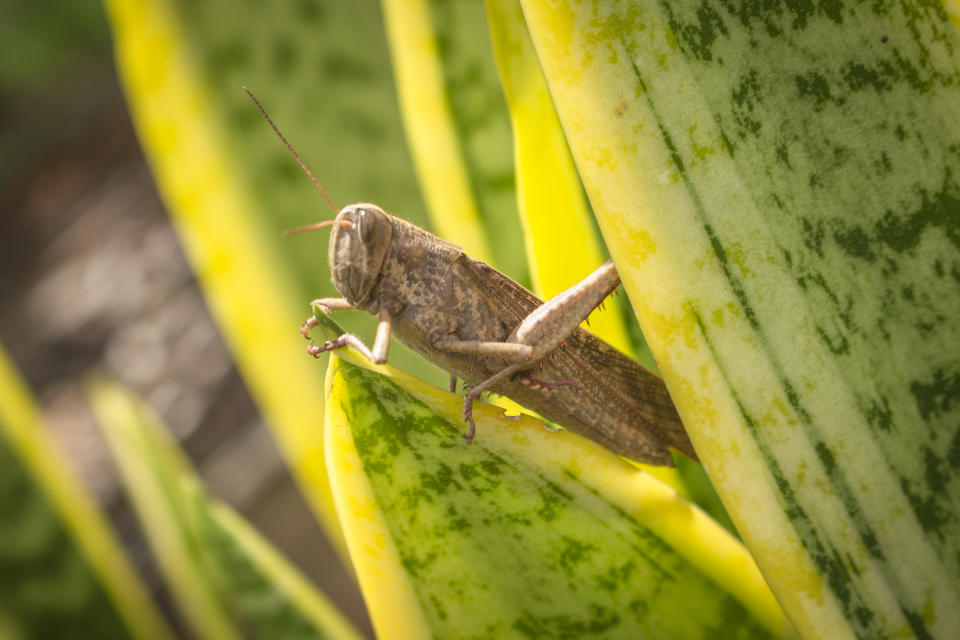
[328,203,394,308]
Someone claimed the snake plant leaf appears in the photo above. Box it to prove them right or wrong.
[485,0,738,531]
[316,311,794,639]
[102,0,450,557]
[371,0,559,424]
[89,380,364,640]
[0,347,173,640]
[521,1,960,638]
[185,481,365,640]
[89,380,243,640]
[380,0,528,284]
[485,0,638,362]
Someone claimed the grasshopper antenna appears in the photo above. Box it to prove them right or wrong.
[282,219,352,237]
[242,86,339,217]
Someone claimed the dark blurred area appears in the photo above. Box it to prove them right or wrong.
[0,1,370,636]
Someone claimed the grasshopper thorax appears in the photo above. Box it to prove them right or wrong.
[328,203,394,308]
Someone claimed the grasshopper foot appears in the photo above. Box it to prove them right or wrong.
[300,316,319,338]
[307,336,350,358]
[461,396,476,445]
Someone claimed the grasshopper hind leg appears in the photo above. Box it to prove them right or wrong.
[462,395,476,444]
[460,362,523,444]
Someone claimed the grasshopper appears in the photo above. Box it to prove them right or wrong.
[245,88,695,466]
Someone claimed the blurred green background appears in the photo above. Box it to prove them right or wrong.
[0,1,425,636]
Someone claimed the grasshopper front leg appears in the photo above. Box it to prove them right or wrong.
[300,298,356,337]
[302,300,392,365]
[437,259,620,443]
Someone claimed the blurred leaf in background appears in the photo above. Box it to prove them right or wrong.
[1,0,373,635]
[166,0,433,302]
[380,0,526,281]
[103,0,453,559]
[0,346,173,640]
[88,378,364,640]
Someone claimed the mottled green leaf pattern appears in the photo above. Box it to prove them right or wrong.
[328,357,781,639]
[521,1,960,637]
[649,4,960,635]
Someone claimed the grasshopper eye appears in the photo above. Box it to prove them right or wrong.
[357,210,378,244]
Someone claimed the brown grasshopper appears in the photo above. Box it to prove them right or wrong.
[245,88,696,466]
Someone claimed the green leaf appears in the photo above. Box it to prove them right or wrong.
[187,483,365,640]
[88,381,243,640]
[485,0,640,362]
[0,346,173,640]
[521,1,960,637]
[486,0,740,530]
[380,0,528,283]
[321,342,793,639]
[89,380,364,640]
[102,0,453,560]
